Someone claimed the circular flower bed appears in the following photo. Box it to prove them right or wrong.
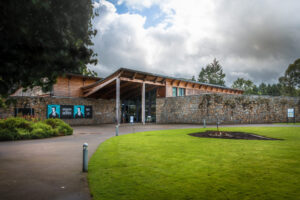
[189,130,281,140]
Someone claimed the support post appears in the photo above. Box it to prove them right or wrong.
[141,82,145,125]
[116,78,120,125]
[82,143,88,172]
[115,125,119,136]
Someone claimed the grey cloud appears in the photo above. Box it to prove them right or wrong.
[91,0,300,86]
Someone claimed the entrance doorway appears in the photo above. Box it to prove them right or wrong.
[121,87,156,123]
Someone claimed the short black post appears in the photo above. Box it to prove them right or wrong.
[116,125,119,136]
[83,143,88,172]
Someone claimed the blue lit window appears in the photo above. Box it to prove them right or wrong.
[178,88,185,96]
[172,87,177,97]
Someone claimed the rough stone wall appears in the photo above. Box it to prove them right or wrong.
[156,94,300,124]
[0,96,116,125]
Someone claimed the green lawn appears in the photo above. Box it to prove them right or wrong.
[88,127,300,200]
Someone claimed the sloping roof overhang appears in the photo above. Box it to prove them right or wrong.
[82,68,244,98]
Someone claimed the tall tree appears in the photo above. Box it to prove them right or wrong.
[278,58,300,96]
[0,0,98,97]
[231,78,255,94]
[266,84,281,96]
[258,83,268,95]
[284,58,300,88]
[198,58,226,86]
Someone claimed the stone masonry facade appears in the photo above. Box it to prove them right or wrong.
[0,96,116,125]
[156,93,300,124]
[1,94,300,125]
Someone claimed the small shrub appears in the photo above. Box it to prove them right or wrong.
[0,117,33,140]
[31,122,54,139]
[56,123,73,135]
[0,117,73,141]
[0,128,19,141]
[44,118,73,136]
[0,117,33,131]
[44,118,61,129]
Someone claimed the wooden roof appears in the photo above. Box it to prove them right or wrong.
[82,68,243,99]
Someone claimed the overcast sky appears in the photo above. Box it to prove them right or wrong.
[90,0,300,86]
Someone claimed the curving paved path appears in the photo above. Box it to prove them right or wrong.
[0,123,299,200]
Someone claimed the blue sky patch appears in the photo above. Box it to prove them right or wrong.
[105,0,167,28]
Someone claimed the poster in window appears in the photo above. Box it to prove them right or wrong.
[85,106,93,118]
[61,105,74,119]
[74,105,85,118]
[288,108,294,118]
[47,105,60,118]
[15,108,34,117]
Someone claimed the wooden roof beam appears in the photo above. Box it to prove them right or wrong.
[100,81,133,99]
[132,72,137,80]
[120,77,165,86]
[84,77,117,97]
[120,83,142,97]
[143,75,148,81]
[171,79,176,86]
[121,85,142,99]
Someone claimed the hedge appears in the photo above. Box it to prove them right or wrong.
[0,117,73,141]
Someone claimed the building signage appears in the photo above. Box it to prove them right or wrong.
[61,105,74,119]
[288,108,294,118]
[85,106,93,118]
[47,105,92,119]
[74,105,85,118]
[47,105,60,119]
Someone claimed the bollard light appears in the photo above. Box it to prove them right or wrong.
[116,125,119,136]
[203,119,206,128]
[83,143,88,172]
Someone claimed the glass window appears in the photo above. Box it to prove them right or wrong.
[178,88,185,96]
[172,87,177,97]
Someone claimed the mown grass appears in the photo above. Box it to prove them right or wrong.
[88,127,300,200]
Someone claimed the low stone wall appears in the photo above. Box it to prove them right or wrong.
[156,94,300,124]
[0,96,116,125]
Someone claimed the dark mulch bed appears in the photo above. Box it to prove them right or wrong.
[189,131,281,140]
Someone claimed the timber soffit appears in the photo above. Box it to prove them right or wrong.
[81,67,244,94]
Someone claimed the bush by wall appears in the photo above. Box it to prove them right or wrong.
[44,118,73,136]
[0,117,73,141]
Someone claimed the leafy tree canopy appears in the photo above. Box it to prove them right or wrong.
[278,58,300,96]
[80,66,98,77]
[231,78,254,94]
[284,58,300,88]
[198,58,226,86]
[0,0,98,97]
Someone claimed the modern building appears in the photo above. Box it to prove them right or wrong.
[10,68,244,124]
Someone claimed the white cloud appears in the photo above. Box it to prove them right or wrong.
[91,0,300,86]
